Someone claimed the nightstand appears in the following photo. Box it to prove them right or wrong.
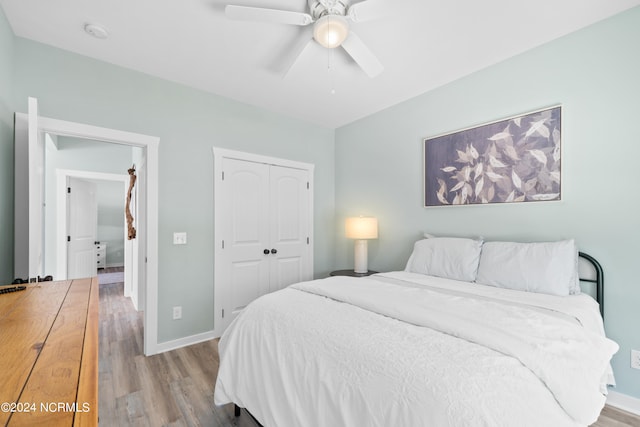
[329,269,379,277]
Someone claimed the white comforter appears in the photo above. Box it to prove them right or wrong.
[214,272,618,427]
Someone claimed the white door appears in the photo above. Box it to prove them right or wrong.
[215,151,313,333]
[28,97,45,278]
[220,158,271,327]
[269,165,310,292]
[67,177,98,279]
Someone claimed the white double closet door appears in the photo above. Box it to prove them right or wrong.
[216,153,313,332]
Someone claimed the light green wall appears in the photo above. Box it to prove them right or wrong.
[12,37,335,343]
[335,7,640,398]
[96,180,126,268]
[0,7,14,284]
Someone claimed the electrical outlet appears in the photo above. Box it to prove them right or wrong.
[172,306,182,320]
[632,350,640,370]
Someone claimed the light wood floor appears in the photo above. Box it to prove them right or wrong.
[98,278,257,426]
[98,275,639,427]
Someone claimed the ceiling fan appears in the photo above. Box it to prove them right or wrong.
[225,0,389,77]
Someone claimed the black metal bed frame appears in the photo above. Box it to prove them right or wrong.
[578,251,604,317]
[233,252,605,424]
[234,404,261,425]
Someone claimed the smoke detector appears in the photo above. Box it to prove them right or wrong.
[84,23,109,39]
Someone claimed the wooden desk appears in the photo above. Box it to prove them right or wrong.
[0,278,99,427]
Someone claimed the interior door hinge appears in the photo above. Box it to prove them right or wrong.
[67,236,71,242]
[222,171,225,181]
[67,187,71,193]
[222,240,225,249]
[306,182,309,189]
[307,237,309,244]
[222,309,225,318]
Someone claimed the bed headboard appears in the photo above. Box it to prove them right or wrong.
[578,252,604,317]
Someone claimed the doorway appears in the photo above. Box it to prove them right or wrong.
[14,97,161,355]
[54,167,142,308]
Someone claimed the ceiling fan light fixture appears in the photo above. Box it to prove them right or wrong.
[313,15,349,48]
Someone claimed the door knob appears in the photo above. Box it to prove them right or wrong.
[271,248,278,254]
[263,249,270,255]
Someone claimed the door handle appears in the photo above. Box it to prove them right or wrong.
[271,248,278,254]
[263,249,270,255]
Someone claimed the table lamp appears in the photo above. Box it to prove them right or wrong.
[345,216,378,273]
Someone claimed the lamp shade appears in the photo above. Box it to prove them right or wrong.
[345,217,378,240]
[313,15,349,48]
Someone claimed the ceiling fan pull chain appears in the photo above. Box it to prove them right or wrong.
[327,41,336,94]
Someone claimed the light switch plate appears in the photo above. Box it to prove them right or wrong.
[172,306,182,320]
[173,232,187,245]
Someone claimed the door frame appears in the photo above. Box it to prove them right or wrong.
[56,170,134,302]
[212,147,314,337]
[17,107,161,356]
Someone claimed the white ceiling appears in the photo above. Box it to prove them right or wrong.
[2,0,639,128]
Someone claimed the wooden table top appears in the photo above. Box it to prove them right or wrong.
[0,278,99,427]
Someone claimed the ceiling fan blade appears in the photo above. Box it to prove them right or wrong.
[341,32,384,77]
[347,0,391,23]
[225,5,313,26]
[282,37,315,78]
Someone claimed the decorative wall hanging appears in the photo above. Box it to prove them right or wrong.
[126,165,137,239]
[424,105,561,207]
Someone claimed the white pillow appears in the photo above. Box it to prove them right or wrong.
[405,237,483,282]
[475,240,580,296]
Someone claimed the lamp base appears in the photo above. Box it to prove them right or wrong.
[354,239,368,273]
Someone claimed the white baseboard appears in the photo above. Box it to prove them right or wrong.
[607,390,640,415]
[106,262,125,268]
[154,330,217,354]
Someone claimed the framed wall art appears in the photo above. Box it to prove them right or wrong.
[424,105,561,207]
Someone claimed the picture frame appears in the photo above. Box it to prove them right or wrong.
[423,105,561,207]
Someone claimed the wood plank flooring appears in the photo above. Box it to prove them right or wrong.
[98,273,639,427]
[98,279,257,427]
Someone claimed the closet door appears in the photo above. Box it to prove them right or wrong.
[214,148,314,334]
[220,158,270,324]
[268,165,310,292]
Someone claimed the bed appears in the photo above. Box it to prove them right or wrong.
[214,237,618,427]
